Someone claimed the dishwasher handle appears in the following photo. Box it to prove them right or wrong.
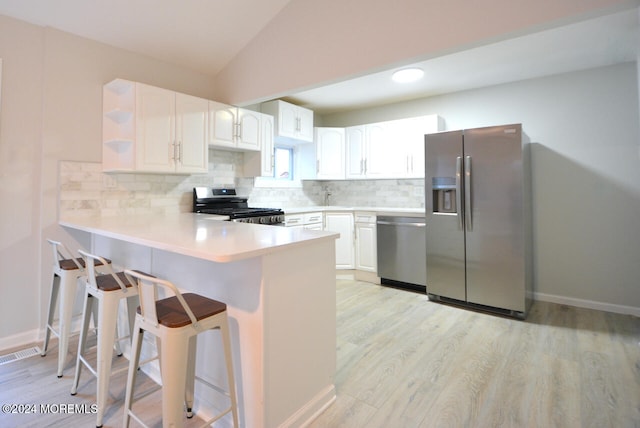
[376,220,426,227]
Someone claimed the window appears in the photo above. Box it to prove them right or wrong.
[274,146,293,180]
[254,145,303,188]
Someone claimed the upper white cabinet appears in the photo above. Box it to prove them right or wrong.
[244,113,275,177]
[102,79,208,174]
[208,101,261,151]
[261,100,314,143]
[345,122,393,179]
[345,114,443,179]
[400,115,444,178]
[315,127,345,180]
[345,125,365,178]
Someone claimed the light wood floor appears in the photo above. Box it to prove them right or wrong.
[0,332,210,428]
[309,279,640,428]
[1,278,638,427]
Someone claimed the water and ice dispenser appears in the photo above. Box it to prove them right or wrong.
[432,177,457,213]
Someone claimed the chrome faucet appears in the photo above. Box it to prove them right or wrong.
[324,191,332,206]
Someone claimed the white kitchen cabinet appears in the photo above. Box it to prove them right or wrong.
[303,212,323,230]
[284,213,304,229]
[345,123,393,179]
[345,115,443,179]
[259,113,275,176]
[354,212,377,273]
[103,80,135,171]
[325,212,354,269]
[315,127,345,179]
[208,101,261,151]
[366,121,396,178]
[261,100,314,143]
[243,113,275,177]
[283,212,323,230]
[102,79,208,173]
[345,125,365,179]
[400,114,444,178]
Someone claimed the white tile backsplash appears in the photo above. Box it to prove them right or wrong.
[59,150,425,219]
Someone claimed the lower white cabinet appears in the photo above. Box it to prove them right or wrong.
[284,213,304,229]
[354,212,377,272]
[324,212,354,269]
[283,212,323,230]
[303,212,323,230]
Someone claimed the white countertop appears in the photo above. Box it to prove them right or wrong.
[60,213,338,263]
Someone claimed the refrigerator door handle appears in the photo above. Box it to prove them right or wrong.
[456,156,463,229]
[465,155,473,231]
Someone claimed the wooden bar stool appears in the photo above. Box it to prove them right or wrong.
[70,250,139,428]
[122,270,239,428]
[41,239,111,378]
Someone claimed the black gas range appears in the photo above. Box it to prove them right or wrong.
[193,187,285,225]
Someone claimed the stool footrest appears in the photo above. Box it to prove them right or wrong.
[130,383,163,404]
[197,406,233,428]
[194,375,231,398]
[126,410,152,428]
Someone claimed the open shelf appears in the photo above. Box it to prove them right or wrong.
[105,109,133,124]
[104,79,134,95]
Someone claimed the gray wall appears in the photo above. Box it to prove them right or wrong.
[322,63,640,312]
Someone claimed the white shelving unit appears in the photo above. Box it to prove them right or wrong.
[102,79,136,171]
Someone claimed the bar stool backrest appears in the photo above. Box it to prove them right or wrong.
[47,239,83,271]
[124,270,202,331]
[78,250,130,292]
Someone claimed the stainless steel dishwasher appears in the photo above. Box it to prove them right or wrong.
[376,215,427,291]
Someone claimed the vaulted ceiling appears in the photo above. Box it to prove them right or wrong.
[0,1,637,114]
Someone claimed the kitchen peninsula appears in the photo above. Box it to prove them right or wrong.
[60,213,339,428]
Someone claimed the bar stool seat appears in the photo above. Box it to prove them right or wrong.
[70,251,140,428]
[41,239,111,378]
[123,270,239,428]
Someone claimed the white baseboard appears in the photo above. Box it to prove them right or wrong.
[354,270,381,284]
[0,329,41,353]
[534,292,640,317]
[282,384,336,428]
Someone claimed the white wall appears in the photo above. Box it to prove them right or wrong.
[0,16,217,349]
[0,15,45,348]
[322,63,640,313]
[214,0,634,105]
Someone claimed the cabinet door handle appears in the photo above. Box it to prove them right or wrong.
[178,141,183,162]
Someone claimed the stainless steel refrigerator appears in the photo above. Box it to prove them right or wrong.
[424,124,532,318]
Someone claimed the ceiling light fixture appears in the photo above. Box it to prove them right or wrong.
[391,67,424,83]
